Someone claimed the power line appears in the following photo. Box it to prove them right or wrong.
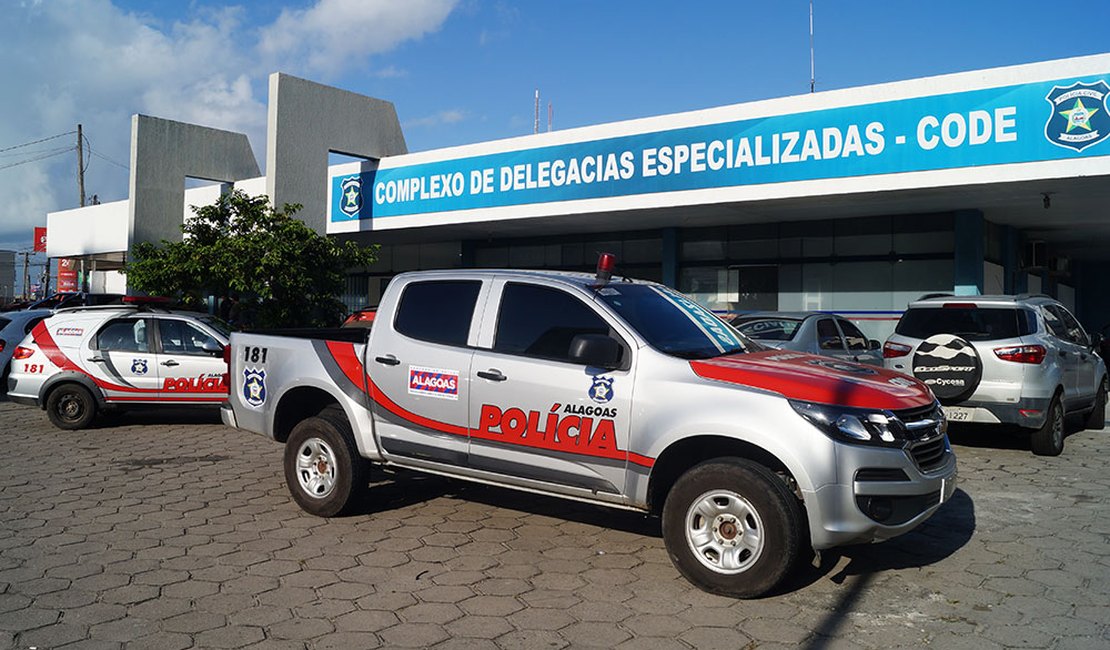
[0,131,76,154]
[88,147,129,171]
[0,145,73,159]
[0,147,73,171]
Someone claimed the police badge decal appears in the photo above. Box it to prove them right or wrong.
[130,359,148,375]
[589,376,614,404]
[243,368,267,407]
[1044,80,1110,152]
[339,176,362,217]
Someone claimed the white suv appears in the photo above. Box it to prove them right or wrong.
[884,295,1107,456]
[7,305,231,429]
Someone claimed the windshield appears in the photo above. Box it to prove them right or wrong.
[733,317,802,341]
[896,306,1034,341]
[199,315,234,337]
[596,284,759,359]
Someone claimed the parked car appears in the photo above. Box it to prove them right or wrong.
[728,312,883,366]
[223,264,955,598]
[341,307,377,328]
[0,309,53,391]
[884,295,1107,456]
[6,304,231,429]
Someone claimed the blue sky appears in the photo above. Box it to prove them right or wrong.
[2,0,1109,252]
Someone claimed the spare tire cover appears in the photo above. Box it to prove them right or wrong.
[912,334,982,404]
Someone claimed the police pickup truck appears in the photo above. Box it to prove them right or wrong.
[224,261,956,598]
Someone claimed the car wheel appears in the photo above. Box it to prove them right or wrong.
[1031,395,1065,456]
[661,458,805,598]
[283,405,368,517]
[45,384,98,430]
[1085,379,1107,431]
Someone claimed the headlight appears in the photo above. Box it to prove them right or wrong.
[789,399,939,447]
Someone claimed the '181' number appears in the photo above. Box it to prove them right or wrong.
[243,347,268,364]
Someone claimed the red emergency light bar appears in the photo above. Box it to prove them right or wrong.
[596,253,616,285]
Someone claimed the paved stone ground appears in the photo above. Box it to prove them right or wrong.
[0,399,1107,649]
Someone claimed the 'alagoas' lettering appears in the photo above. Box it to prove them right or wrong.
[478,403,620,458]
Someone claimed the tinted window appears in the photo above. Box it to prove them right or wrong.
[0,317,9,330]
[837,319,869,351]
[734,318,801,341]
[395,281,482,347]
[896,307,1032,341]
[1046,305,1086,345]
[158,320,220,355]
[598,284,756,359]
[97,319,149,352]
[817,319,844,350]
[495,284,617,363]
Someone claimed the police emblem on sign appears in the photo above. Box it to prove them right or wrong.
[1044,80,1110,152]
[589,376,614,404]
[339,176,362,217]
[243,368,267,407]
[131,359,148,375]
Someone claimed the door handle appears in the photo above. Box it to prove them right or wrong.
[87,357,105,363]
[161,360,180,367]
[374,355,401,366]
[477,369,507,382]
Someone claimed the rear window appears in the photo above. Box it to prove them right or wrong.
[896,306,1036,341]
[0,317,10,330]
[733,318,801,341]
[394,280,482,347]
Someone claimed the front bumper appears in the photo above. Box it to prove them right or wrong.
[806,437,957,549]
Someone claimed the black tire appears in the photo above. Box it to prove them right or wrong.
[1085,380,1107,431]
[283,406,368,517]
[661,458,805,598]
[1031,394,1065,456]
[45,384,97,430]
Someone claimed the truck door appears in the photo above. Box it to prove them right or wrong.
[153,317,229,402]
[366,278,485,468]
[468,281,634,499]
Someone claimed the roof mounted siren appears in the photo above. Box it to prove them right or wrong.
[596,252,616,285]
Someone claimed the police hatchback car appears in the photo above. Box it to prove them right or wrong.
[7,304,231,429]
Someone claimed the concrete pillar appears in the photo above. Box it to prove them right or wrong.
[1001,225,1022,294]
[662,228,679,288]
[953,210,984,296]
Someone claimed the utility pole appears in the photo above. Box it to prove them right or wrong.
[77,124,86,207]
[21,253,30,301]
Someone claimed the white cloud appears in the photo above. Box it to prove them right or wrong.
[257,0,456,80]
[405,109,467,129]
[0,0,458,251]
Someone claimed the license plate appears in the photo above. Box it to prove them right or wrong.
[943,406,973,422]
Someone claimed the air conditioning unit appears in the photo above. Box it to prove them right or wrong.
[1024,241,1046,268]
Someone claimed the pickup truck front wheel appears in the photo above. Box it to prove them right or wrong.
[662,458,804,598]
[283,407,368,517]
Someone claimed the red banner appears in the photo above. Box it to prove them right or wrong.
[58,258,78,292]
[33,227,47,253]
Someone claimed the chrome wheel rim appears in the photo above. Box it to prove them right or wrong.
[295,437,338,499]
[684,490,764,574]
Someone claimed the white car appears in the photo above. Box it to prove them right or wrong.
[6,305,231,429]
[0,309,53,390]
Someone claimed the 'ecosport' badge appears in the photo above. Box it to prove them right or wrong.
[1045,80,1110,152]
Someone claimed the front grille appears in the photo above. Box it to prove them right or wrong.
[909,435,949,472]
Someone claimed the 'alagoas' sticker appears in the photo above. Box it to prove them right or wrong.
[408,366,459,400]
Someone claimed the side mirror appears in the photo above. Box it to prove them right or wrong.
[1090,333,1103,351]
[202,340,223,356]
[868,339,881,351]
[569,334,621,369]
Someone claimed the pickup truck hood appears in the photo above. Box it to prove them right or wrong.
[690,351,934,410]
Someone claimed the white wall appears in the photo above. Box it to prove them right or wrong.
[46,200,129,257]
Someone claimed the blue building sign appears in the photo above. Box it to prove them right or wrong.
[331,72,1110,224]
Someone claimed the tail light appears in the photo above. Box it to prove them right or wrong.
[0,339,5,353]
[13,346,34,360]
[883,342,912,358]
[994,345,1046,364]
[222,344,231,388]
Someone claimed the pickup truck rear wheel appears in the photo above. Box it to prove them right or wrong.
[283,406,368,517]
[662,458,804,598]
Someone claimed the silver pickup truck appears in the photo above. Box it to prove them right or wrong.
[223,267,956,597]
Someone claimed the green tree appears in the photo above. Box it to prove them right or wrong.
[124,190,377,328]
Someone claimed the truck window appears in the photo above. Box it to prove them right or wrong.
[494,283,616,363]
[394,280,482,347]
[96,319,149,353]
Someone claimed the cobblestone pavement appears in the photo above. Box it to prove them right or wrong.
[0,399,1107,650]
